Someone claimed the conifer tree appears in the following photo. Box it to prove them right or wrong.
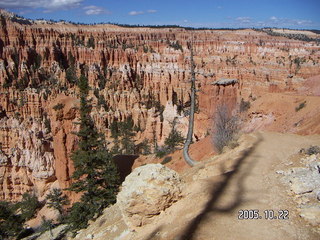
[46,188,69,215]
[0,201,24,238]
[68,74,120,231]
[110,117,136,155]
[164,118,185,152]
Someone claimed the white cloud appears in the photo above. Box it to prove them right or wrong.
[147,9,157,13]
[83,5,108,15]
[0,0,83,10]
[270,16,278,21]
[129,11,144,16]
[296,19,312,25]
[267,17,313,27]
[236,17,251,23]
[232,16,314,28]
[129,9,157,16]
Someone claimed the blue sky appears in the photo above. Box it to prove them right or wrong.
[0,0,319,29]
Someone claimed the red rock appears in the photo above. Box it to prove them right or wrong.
[0,11,319,201]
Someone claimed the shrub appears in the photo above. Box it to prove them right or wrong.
[14,112,21,120]
[138,139,151,155]
[44,116,51,133]
[98,74,107,90]
[66,66,77,84]
[53,103,65,111]
[66,202,96,234]
[19,193,42,221]
[212,104,240,153]
[161,156,172,164]
[168,40,183,51]
[86,35,95,49]
[98,94,108,111]
[15,75,29,90]
[306,146,320,155]
[155,147,169,158]
[3,78,12,88]
[36,216,54,234]
[240,98,250,112]
[295,101,306,112]
[143,45,149,53]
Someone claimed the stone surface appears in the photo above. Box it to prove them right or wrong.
[117,164,183,228]
[22,224,68,240]
[299,205,320,226]
[0,117,55,200]
[284,155,320,195]
[72,205,131,240]
[281,153,320,226]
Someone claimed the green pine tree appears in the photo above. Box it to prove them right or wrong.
[110,117,136,155]
[164,118,185,152]
[0,201,24,239]
[46,188,69,215]
[19,193,42,221]
[68,74,120,231]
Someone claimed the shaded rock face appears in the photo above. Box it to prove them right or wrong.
[0,11,319,201]
[117,164,183,228]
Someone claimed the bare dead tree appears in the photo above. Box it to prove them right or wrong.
[212,104,239,153]
[183,40,198,167]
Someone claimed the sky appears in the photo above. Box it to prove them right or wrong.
[0,0,319,29]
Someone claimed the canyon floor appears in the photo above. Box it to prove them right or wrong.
[70,131,320,240]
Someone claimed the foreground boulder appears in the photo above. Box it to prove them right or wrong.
[117,164,183,228]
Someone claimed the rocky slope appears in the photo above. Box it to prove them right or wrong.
[0,10,320,201]
[65,132,320,240]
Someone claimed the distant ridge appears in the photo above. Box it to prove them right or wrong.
[1,8,320,33]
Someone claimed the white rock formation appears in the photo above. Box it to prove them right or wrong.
[117,163,183,228]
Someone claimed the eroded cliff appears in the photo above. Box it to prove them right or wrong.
[0,10,319,201]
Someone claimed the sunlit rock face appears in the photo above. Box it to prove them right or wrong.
[0,10,319,201]
[117,164,183,228]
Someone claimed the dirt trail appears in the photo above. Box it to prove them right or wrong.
[132,132,320,240]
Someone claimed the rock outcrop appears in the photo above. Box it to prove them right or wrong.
[279,151,320,226]
[117,164,183,228]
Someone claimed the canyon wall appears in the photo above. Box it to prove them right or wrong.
[0,11,319,201]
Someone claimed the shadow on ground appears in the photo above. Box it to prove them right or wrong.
[178,136,262,240]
